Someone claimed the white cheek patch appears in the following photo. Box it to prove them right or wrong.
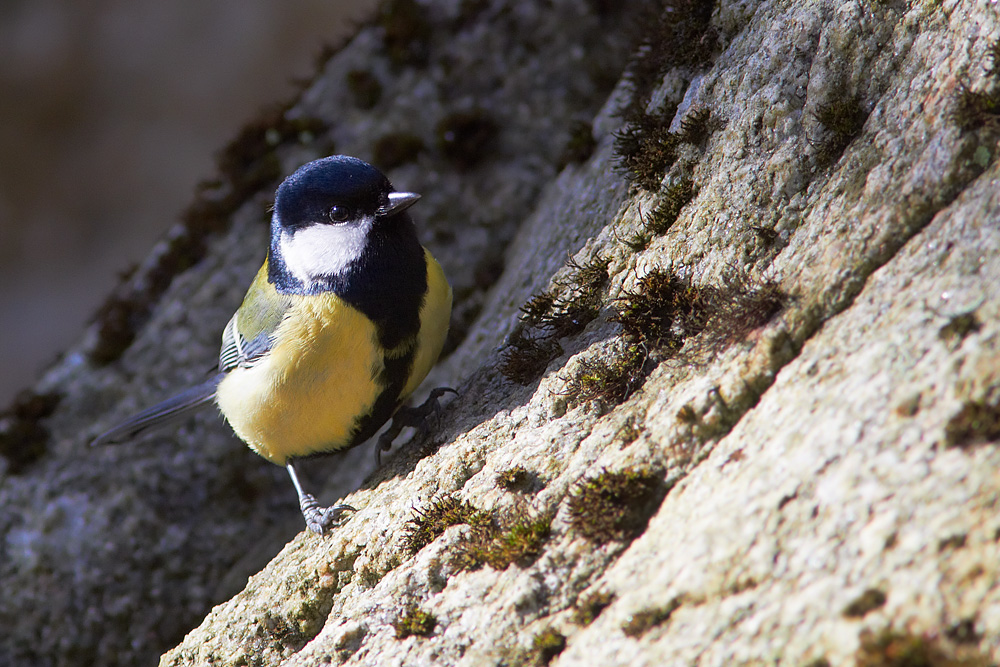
[279,215,374,285]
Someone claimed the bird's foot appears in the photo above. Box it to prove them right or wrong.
[376,387,458,464]
[299,493,355,535]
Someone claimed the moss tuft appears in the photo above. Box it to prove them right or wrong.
[404,497,552,571]
[564,344,648,408]
[501,256,609,385]
[811,95,868,165]
[622,597,684,637]
[393,603,437,639]
[945,400,1000,449]
[938,312,981,344]
[611,270,710,349]
[621,0,718,112]
[457,516,552,571]
[614,108,681,190]
[679,107,712,144]
[401,495,491,555]
[499,328,564,386]
[843,589,887,618]
[0,390,62,473]
[559,120,597,169]
[561,255,611,295]
[520,291,558,324]
[641,178,696,236]
[855,627,992,667]
[572,591,616,626]
[700,275,786,349]
[567,469,669,544]
[529,629,567,666]
[497,466,536,492]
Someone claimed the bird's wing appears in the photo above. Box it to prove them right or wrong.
[219,261,295,371]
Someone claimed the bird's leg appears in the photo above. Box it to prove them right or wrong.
[286,459,355,535]
[376,387,458,464]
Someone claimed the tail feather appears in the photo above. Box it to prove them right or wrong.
[91,374,224,446]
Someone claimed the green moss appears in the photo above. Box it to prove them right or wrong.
[952,84,1000,132]
[564,344,648,408]
[700,275,786,348]
[642,177,696,235]
[572,591,616,626]
[614,108,681,190]
[678,107,712,144]
[945,619,981,645]
[401,495,491,555]
[436,110,499,168]
[621,0,718,112]
[855,628,992,667]
[938,534,968,551]
[373,132,425,170]
[499,328,563,385]
[345,70,382,109]
[843,589,887,618]
[559,120,597,168]
[393,604,437,639]
[497,466,535,492]
[520,291,558,324]
[945,400,1000,448]
[502,256,609,384]
[561,255,611,295]
[622,597,683,638]
[0,390,62,473]
[811,95,868,165]
[611,270,709,349]
[625,230,652,252]
[537,300,601,339]
[937,311,981,344]
[403,497,552,571]
[529,629,566,666]
[458,516,552,571]
[567,469,668,544]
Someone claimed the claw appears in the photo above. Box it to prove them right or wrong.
[287,458,356,535]
[376,386,458,464]
[300,493,356,535]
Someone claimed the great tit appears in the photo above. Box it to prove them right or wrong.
[93,155,453,534]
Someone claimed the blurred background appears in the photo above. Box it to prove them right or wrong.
[0,0,376,405]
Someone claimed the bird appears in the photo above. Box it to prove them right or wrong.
[92,155,453,534]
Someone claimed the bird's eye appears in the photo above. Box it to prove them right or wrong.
[328,205,351,223]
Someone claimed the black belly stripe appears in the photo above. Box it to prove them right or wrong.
[270,211,429,452]
[345,344,416,448]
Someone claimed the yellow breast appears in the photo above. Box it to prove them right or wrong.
[215,292,384,465]
[215,247,452,466]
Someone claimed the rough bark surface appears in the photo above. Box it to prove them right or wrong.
[1,1,998,666]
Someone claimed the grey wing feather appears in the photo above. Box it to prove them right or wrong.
[91,374,224,446]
